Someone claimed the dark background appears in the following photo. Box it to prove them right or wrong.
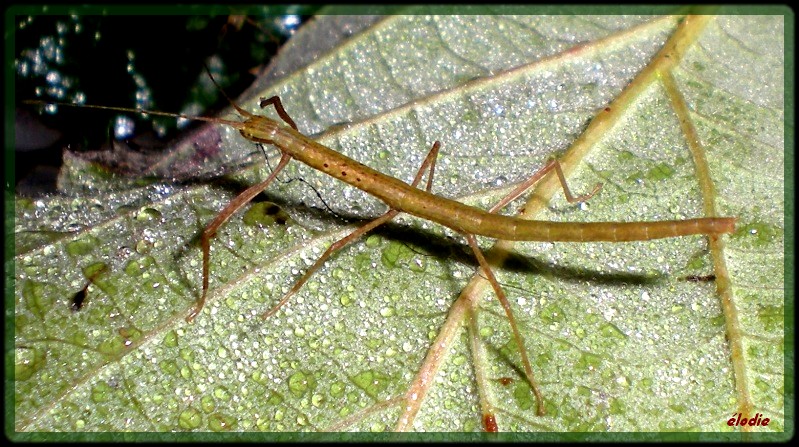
[14,12,318,196]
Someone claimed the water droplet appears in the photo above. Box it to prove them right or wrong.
[208,413,236,431]
[213,386,231,401]
[135,239,153,255]
[159,360,178,376]
[135,207,162,222]
[340,294,353,307]
[178,408,202,430]
[288,371,314,397]
[201,395,215,413]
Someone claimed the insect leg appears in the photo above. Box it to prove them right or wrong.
[259,96,298,131]
[464,234,546,416]
[189,153,293,322]
[489,159,603,213]
[261,141,442,318]
[410,141,440,193]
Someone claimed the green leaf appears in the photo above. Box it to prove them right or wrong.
[13,14,785,434]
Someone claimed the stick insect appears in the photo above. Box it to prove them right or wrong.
[28,83,736,418]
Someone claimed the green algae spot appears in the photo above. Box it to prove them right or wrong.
[98,335,126,357]
[82,262,108,279]
[576,352,603,371]
[353,251,373,271]
[512,382,535,411]
[330,380,346,398]
[754,376,771,393]
[365,337,381,350]
[709,314,725,327]
[599,322,627,341]
[669,403,688,414]
[757,304,784,332]
[685,252,710,271]
[118,326,143,345]
[178,407,203,430]
[625,169,645,184]
[66,235,100,256]
[288,370,316,397]
[536,347,555,367]
[365,234,382,248]
[461,110,478,123]
[733,221,781,248]
[124,255,155,277]
[15,346,46,381]
[645,163,676,182]
[83,262,117,298]
[381,241,404,268]
[243,201,291,227]
[90,381,113,403]
[267,391,283,406]
[609,398,626,415]
[22,280,53,320]
[540,303,565,324]
[179,347,195,362]
[352,369,392,398]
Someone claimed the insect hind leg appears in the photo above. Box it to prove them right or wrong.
[489,159,602,213]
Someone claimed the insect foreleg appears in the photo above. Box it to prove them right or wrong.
[189,153,293,322]
[259,96,298,131]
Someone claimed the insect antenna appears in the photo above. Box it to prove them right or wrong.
[202,62,254,119]
[22,99,246,130]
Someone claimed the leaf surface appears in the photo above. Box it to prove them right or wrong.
[13,13,786,433]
